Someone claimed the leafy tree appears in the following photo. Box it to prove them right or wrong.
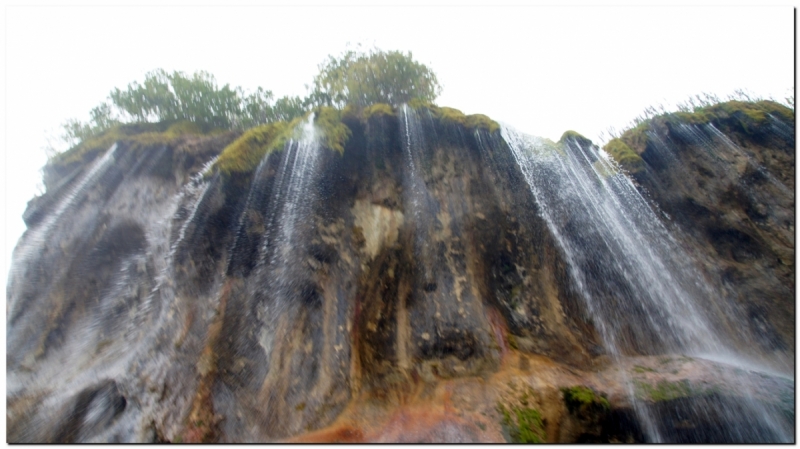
[109,69,174,122]
[309,48,442,108]
[169,71,240,128]
[58,46,443,150]
[272,95,306,122]
[239,87,275,128]
[238,89,305,128]
[109,69,241,129]
[61,102,121,146]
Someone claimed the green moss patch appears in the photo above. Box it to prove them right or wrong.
[616,100,794,157]
[559,130,594,148]
[497,386,546,443]
[166,120,204,136]
[214,121,293,176]
[464,114,500,133]
[213,106,353,176]
[314,107,352,155]
[50,120,207,170]
[362,103,396,120]
[561,386,610,415]
[410,101,500,134]
[633,379,716,402]
[603,138,645,174]
[632,365,656,374]
[497,402,546,443]
[698,100,793,135]
[666,100,793,130]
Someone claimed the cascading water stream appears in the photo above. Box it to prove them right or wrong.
[7,143,212,442]
[246,115,322,360]
[499,125,791,443]
[704,123,792,196]
[168,182,212,259]
[8,143,120,321]
[658,123,794,364]
[502,129,719,354]
[767,113,795,141]
[399,105,438,289]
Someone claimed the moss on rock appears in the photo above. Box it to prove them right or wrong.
[497,385,547,443]
[561,385,610,415]
[497,401,546,443]
[665,100,793,131]
[362,103,396,120]
[633,379,710,402]
[49,120,208,171]
[617,100,794,157]
[212,106,353,176]
[214,122,292,176]
[603,138,645,174]
[464,113,500,133]
[409,101,500,133]
[314,107,352,155]
[559,130,593,148]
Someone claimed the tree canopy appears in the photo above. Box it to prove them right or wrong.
[60,48,442,148]
[308,48,441,109]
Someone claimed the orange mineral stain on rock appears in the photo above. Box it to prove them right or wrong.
[285,376,506,443]
[181,278,235,443]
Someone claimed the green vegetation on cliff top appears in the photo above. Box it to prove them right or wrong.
[214,121,295,176]
[50,47,502,177]
[53,51,785,184]
[666,100,793,129]
[213,107,352,176]
[50,120,210,168]
[310,47,441,109]
[409,100,500,133]
[314,107,352,155]
[612,99,793,164]
[559,130,593,147]
[603,138,644,174]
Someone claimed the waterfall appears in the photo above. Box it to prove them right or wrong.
[500,126,791,443]
[500,129,719,355]
[246,115,322,361]
[32,143,120,246]
[703,123,792,196]
[8,144,120,322]
[399,105,437,290]
[258,115,320,269]
[168,181,212,260]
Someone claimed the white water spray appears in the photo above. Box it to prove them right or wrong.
[499,125,791,443]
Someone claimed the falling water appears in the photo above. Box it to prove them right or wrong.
[8,144,120,321]
[703,123,792,196]
[501,129,719,354]
[767,113,795,142]
[247,115,322,360]
[32,144,120,244]
[168,181,212,259]
[398,105,438,289]
[500,126,791,442]
[259,115,320,268]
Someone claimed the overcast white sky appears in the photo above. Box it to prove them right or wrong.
[1,3,795,307]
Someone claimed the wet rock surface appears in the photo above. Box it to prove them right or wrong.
[627,112,795,361]
[6,104,794,442]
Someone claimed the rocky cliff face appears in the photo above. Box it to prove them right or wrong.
[6,102,794,443]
